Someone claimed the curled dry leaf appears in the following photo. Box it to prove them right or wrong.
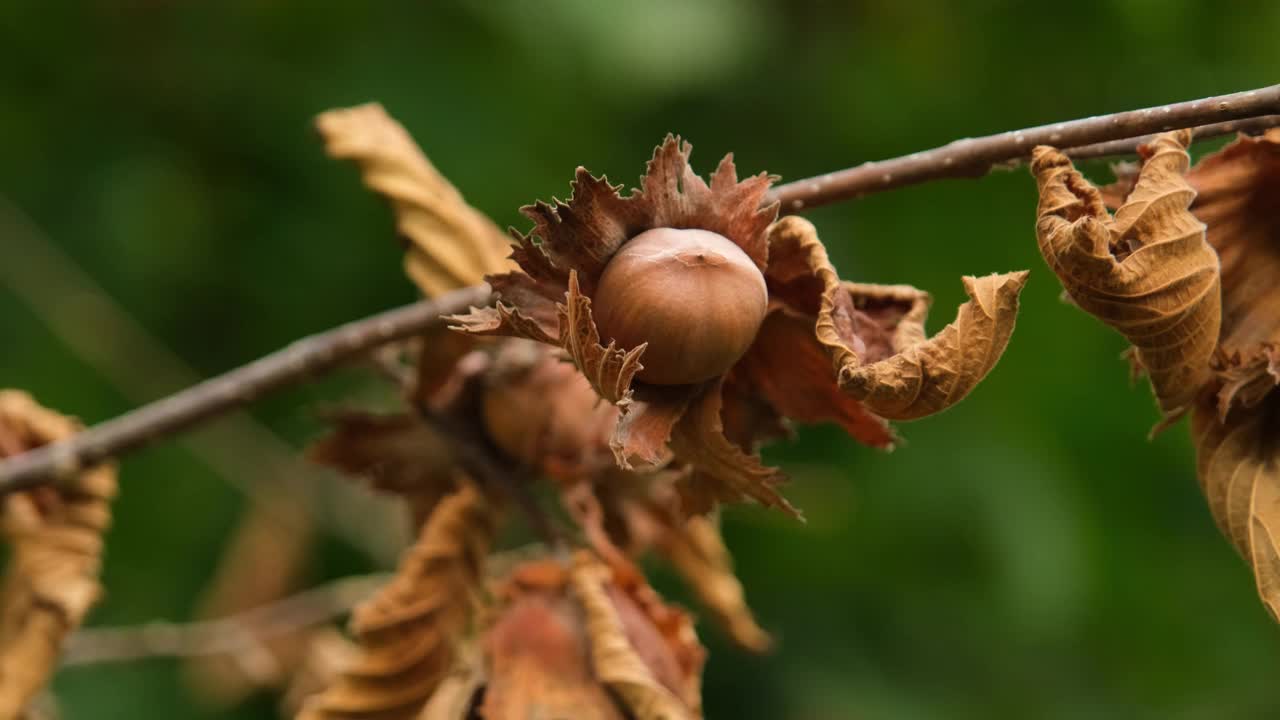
[569,553,703,720]
[1032,130,1221,419]
[296,483,496,720]
[1192,397,1280,620]
[1183,129,1280,416]
[656,516,772,653]
[478,561,624,719]
[315,103,513,297]
[0,390,117,719]
[766,215,1029,422]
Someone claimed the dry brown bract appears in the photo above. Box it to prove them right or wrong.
[296,483,496,720]
[0,390,116,719]
[451,136,1028,517]
[1036,129,1280,621]
[315,103,514,297]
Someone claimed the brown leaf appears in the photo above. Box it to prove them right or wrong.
[480,561,624,720]
[1184,129,1280,416]
[668,382,798,519]
[315,103,513,297]
[1032,130,1220,419]
[569,554,701,720]
[307,411,460,527]
[0,391,117,719]
[827,271,1029,420]
[656,516,771,654]
[1192,396,1280,621]
[766,215,1028,422]
[297,483,496,720]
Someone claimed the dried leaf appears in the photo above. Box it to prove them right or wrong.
[829,272,1029,420]
[1032,130,1220,418]
[480,561,624,720]
[315,103,513,297]
[569,554,699,720]
[767,215,1028,423]
[307,411,461,528]
[1192,397,1280,620]
[297,484,496,720]
[668,383,798,519]
[0,391,117,719]
[415,645,483,720]
[1184,129,1280,415]
[657,516,771,653]
[282,629,360,717]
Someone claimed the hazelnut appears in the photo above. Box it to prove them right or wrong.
[592,228,768,385]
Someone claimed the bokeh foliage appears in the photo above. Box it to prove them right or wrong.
[2,1,1280,718]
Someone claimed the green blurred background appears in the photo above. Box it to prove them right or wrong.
[2,1,1279,718]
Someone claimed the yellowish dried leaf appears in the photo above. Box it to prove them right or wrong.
[297,484,496,720]
[1192,397,1280,620]
[315,103,513,297]
[0,390,117,719]
[1032,130,1221,419]
[834,272,1028,420]
[415,645,484,720]
[569,554,698,720]
[769,215,1028,423]
[657,516,771,654]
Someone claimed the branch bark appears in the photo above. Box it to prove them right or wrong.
[0,285,491,494]
[2,85,1278,493]
[766,84,1280,211]
[61,574,387,666]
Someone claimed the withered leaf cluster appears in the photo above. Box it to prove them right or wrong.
[292,103,1037,717]
[0,391,116,719]
[1033,129,1280,621]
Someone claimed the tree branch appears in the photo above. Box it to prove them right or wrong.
[2,85,1278,493]
[0,285,491,493]
[766,84,1280,211]
[60,574,387,666]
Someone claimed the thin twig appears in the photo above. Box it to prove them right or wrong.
[766,83,1280,211]
[61,574,388,666]
[3,84,1279,492]
[0,285,492,493]
[1062,114,1280,160]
